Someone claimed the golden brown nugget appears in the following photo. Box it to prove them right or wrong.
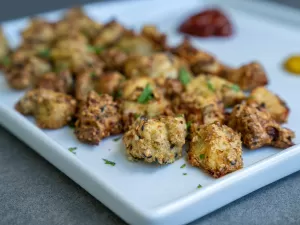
[227,102,295,149]
[120,77,172,130]
[5,56,51,90]
[186,75,245,107]
[123,115,187,164]
[99,48,128,71]
[0,28,10,70]
[93,20,125,47]
[124,53,188,79]
[75,91,122,145]
[172,38,224,76]
[224,61,268,91]
[94,71,124,97]
[15,89,76,129]
[188,123,243,178]
[173,92,224,126]
[34,70,73,94]
[141,25,168,51]
[247,87,289,123]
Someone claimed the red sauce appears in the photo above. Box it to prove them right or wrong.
[179,9,233,37]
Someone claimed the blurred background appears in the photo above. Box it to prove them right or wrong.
[0,0,299,21]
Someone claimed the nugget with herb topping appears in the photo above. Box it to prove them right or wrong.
[188,122,243,178]
[15,89,76,129]
[227,102,294,149]
[75,91,122,144]
[123,115,187,164]
[247,87,289,124]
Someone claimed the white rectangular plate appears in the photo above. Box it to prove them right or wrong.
[1,0,300,224]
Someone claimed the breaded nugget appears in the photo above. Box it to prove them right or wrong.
[123,115,187,164]
[186,75,245,107]
[94,71,124,97]
[227,102,295,149]
[188,123,243,178]
[0,28,10,69]
[75,91,122,145]
[120,77,172,130]
[172,38,224,76]
[21,18,55,44]
[5,56,51,89]
[173,92,224,125]
[247,87,289,123]
[57,7,102,40]
[124,53,188,79]
[141,25,168,51]
[15,89,76,129]
[93,20,125,47]
[34,70,73,94]
[224,61,268,91]
[99,48,128,71]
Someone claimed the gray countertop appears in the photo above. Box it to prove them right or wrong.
[1,0,300,224]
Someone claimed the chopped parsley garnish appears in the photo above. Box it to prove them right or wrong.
[207,80,215,92]
[1,56,11,67]
[180,164,186,169]
[186,121,192,130]
[197,184,202,189]
[38,49,51,58]
[137,84,153,104]
[179,67,191,85]
[183,173,187,176]
[134,114,140,119]
[200,154,205,159]
[114,90,122,98]
[176,114,184,117]
[69,122,75,129]
[102,158,116,166]
[113,136,122,142]
[90,72,96,78]
[88,45,105,54]
[68,147,77,154]
[231,84,240,92]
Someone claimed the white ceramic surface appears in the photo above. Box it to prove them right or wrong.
[0,0,300,224]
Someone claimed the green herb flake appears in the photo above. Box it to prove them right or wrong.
[90,72,96,78]
[186,121,192,130]
[180,164,186,169]
[1,56,11,67]
[134,114,140,119]
[88,45,105,54]
[231,84,240,92]
[102,158,116,166]
[68,147,77,154]
[137,84,153,104]
[114,90,122,98]
[113,136,122,142]
[38,49,51,58]
[207,80,215,92]
[176,114,184,118]
[179,67,191,86]
[200,154,205,159]
[183,173,187,176]
[197,184,202,189]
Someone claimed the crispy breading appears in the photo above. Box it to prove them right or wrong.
[56,7,102,40]
[99,48,128,71]
[123,115,187,164]
[0,28,10,69]
[188,123,243,178]
[124,53,188,79]
[186,75,245,107]
[173,92,224,125]
[172,38,224,76]
[75,91,122,145]
[15,89,76,129]
[93,20,125,47]
[120,77,172,130]
[224,62,268,91]
[94,71,124,96]
[141,25,168,51]
[227,102,295,149]
[247,87,289,124]
[34,70,73,94]
[21,18,55,44]
[5,56,51,90]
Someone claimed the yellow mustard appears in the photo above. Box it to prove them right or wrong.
[284,55,300,75]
